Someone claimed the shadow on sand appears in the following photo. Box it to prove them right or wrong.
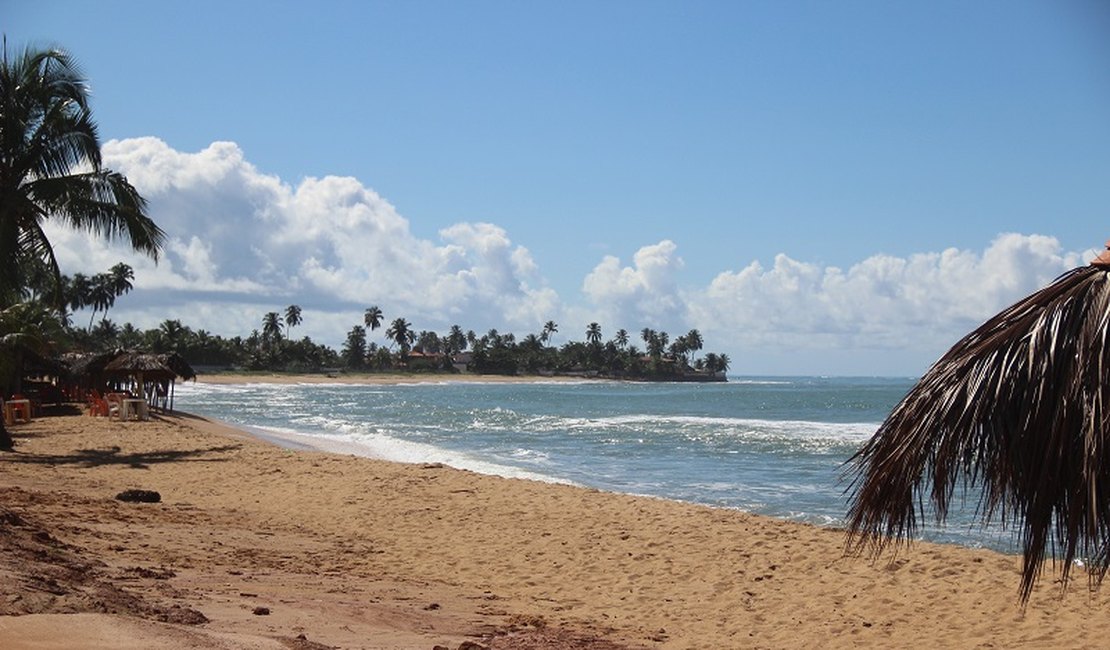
[7,443,242,470]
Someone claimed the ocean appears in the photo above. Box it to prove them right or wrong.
[174,376,1016,553]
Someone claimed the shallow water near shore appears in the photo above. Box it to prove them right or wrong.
[175,376,1014,552]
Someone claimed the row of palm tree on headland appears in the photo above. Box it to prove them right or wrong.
[334,309,730,380]
[63,300,729,380]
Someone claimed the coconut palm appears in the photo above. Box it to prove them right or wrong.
[157,319,186,352]
[447,324,467,354]
[684,329,703,354]
[542,320,558,347]
[614,328,629,350]
[92,262,134,326]
[341,325,367,369]
[64,272,91,315]
[85,272,116,328]
[91,317,119,347]
[845,248,1110,601]
[261,311,283,343]
[284,304,302,335]
[0,44,164,307]
[108,262,134,297]
[364,306,383,332]
[586,322,602,346]
[118,322,142,348]
[385,317,415,358]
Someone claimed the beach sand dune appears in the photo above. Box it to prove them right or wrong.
[1,410,1108,648]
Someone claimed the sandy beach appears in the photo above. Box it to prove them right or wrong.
[2,405,1109,649]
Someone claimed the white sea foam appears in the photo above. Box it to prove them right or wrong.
[174,376,1010,551]
[248,424,574,485]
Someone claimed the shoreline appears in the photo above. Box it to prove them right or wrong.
[3,410,1110,648]
[194,371,609,386]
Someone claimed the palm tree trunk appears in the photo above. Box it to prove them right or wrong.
[0,419,12,451]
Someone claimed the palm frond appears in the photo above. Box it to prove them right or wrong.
[26,170,165,258]
[845,265,1110,602]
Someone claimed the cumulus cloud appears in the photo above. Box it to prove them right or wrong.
[574,234,1084,371]
[581,240,686,329]
[688,233,1083,355]
[46,137,557,346]
[41,137,1090,374]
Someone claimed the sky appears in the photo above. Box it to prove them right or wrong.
[8,0,1110,375]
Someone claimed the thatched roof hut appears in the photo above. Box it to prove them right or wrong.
[64,349,196,411]
[103,351,177,380]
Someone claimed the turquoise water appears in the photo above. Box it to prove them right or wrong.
[174,376,1015,552]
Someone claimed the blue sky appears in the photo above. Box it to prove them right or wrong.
[9,1,1110,375]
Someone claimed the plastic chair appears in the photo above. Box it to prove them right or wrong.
[9,394,31,423]
[88,397,109,417]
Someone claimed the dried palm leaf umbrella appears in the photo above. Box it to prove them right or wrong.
[155,351,196,411]
[845,241,1110,602]
[103,351,177,404]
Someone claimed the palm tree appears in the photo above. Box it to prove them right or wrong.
[65,272,92,315]
[86,272,115,328]
[385,317,415,358]
[542,320,558,347]
[614,328,629,350]
[108,262,134,297]
[704,352,729,374]
[0,44,165,307]
[91,317,118,347]
[586,322,602,346]
[364,306,383,332]
[684,329,704,354]
[341,325,367,369]
[670,337,691,367]
[284,304,302,335]
[157,319,186,352]
[261,311,283,343]
[118,322,142,348]
[93,262,134,326]
[447,324,467,354]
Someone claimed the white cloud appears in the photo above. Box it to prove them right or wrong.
[581,239,686,329]
[48,137,559,342]
[689,233,1083,357]
[42,137,1092,374]
[571,234,1084,372]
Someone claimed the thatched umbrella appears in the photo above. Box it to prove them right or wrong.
[157,352,196,382]
[845,241,1110,602]
[156,351,195,410]
[103,351,177,401]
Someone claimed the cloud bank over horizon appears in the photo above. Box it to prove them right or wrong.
[46,137,1090,375]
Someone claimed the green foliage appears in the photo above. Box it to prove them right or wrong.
[0,43,164,308]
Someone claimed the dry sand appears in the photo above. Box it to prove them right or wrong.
[1,405,1109,649]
